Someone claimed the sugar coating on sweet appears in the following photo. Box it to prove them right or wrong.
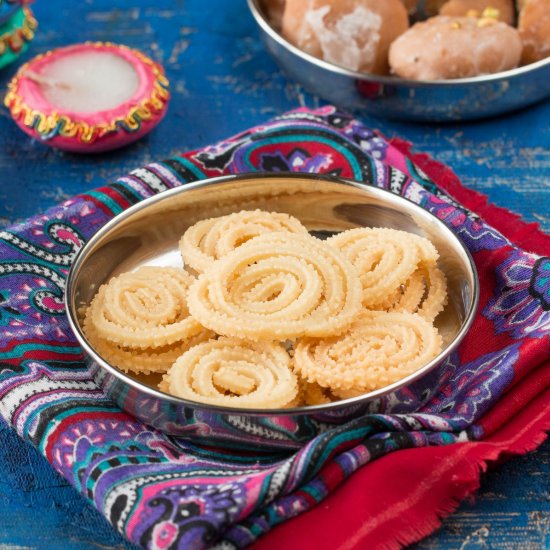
[39,51,140,113]
[305,5,382,71]
[281,0,409,75]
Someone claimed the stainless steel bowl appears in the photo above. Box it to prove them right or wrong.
[247,0,550,121]
[65,173,479,450]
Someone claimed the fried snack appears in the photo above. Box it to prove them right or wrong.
[389,269,425,313]
[386,263,448,321]
[518,0,550,64]
[416,264,448,320]
[301,380,333,405]
[188,232,363,340]
[180,209,309,273]
[326,227,438,309]
[293,310,443,393]
[84,316,212,375]
[88,267,204,349]
[281,0,409,74]
[389,15,522,80]
[439,0,515,24]
[160,337,298,409]
[288,376,333,407]
[84,210,453,409]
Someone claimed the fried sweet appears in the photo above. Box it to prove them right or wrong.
[518,0,550,64]
[389,15,522,79]
[400,0,420,14]
[516,0,528,10]
[281,0,409,74]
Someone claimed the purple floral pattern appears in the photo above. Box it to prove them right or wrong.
[485,250,550,339]
[0,106,548,549]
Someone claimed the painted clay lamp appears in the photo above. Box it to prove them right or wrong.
[5,42,170,152]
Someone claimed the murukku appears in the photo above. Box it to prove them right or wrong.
[388,264,448,321]
[300,379,333,405]
[284,377,334,407]
[382,270,425,312]
[83,209,452,410]
[160,337,298,408]
[84,314,212,374]
[293,310,443,393]
[179,209,309,272]
[187,232,363,340]
[327,227,438,308]
[416,264,448,321]
[88,266,204,349]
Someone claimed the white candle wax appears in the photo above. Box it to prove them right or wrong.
[39,50,139,113]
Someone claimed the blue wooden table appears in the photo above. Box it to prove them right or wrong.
[0,1,548,548]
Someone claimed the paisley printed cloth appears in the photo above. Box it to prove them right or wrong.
[0,106,549,550]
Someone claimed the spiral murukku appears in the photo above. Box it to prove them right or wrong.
[386,264,448,321]
[84,314,212,374]
[83,210,452,409]
[88,266,204,349]
[293,310,443,393]
[187,232,363,340]
[416,264,448,321]
[327,228,439,308]
[160,337,298,408]
[179,209,309,272]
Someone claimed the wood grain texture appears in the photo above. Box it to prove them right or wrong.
[0,0,548,548]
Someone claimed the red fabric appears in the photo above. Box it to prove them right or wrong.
[253,143,550,550]
[256,367,550,550]
[390,138,550,257]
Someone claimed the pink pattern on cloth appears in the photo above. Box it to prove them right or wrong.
[0,107,548,550]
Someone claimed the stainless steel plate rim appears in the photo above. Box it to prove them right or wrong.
[247,0,550,87]
[65,172,479,417]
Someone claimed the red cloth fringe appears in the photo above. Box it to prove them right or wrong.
[253,142,550,550]
[255,361,550,550]
[390,138,550,257]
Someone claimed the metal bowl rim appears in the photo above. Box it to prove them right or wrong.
[65,172,480,417]
[247,0,550,87]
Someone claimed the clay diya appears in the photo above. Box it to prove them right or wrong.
[4,42,170,152]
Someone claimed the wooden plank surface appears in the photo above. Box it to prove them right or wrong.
[0,0,548,548]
